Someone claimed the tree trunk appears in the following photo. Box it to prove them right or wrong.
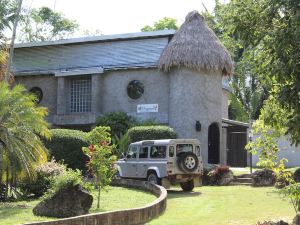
[97,185,101,209]
[5,0,23,83]
[5,166,9,199]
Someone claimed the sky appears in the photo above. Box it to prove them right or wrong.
[21,0,221,36]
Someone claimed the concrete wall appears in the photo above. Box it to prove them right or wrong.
[222,89,229,119]
[168,68,223,163]
[14,75,57,123]
[252,135,300,168]
[101,69,169,123]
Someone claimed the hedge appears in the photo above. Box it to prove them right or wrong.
[127,126,177,143]
[43,129,89,172]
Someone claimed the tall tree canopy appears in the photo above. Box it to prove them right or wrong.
[18,6,79,42]
[141,17,178,31]
[219,0,300,144]
[203,1,268,122]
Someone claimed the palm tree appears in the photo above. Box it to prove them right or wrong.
[0,82,51,197]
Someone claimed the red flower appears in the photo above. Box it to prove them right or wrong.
[89,144,94,152]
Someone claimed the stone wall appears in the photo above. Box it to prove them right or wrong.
[24,179,167,225]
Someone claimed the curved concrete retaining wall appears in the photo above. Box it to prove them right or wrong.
[25,179,167,225]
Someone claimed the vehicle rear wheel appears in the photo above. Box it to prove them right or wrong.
[180,180,194,191]
[178,152,199,173]
[147,172,161,185]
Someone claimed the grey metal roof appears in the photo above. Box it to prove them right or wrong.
[13,30,175,76]
[14,30,175,48]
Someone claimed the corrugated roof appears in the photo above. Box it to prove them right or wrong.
[13,31,175,76]
[14,30,175,48]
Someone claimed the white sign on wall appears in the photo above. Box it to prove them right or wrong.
[137,104,158,113]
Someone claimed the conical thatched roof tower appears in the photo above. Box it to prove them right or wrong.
[158,10,233,75]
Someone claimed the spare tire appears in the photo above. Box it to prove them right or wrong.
[177,152,198,173]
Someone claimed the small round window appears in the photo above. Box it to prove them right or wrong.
[127,80,144,99]
[29,87,43,104]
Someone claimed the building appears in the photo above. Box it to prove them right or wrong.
[12,11,249,166]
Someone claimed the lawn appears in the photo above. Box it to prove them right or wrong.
[147,186,294,225]
[0,186,156,225]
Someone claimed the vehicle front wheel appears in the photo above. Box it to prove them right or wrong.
[147,172,161,185]
[180,180,194,191]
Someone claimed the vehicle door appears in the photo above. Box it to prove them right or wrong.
[137,146,149,178]
[123,145,138,178]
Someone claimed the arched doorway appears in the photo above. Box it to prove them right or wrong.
[208,123,220,164]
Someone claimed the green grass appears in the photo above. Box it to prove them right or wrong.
[0,186,156,225]
[147,186,294,225]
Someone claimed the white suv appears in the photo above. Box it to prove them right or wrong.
[116,139,203,191]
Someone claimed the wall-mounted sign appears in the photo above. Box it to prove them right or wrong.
[137,104,158,113]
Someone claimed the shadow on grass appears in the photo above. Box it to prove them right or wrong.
[167,190,202,199]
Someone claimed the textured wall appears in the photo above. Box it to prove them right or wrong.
[101,69,169,123]
[222,89,229,119]
[168,68,223,163]
[252,135,300,167]
[14,75,57,123]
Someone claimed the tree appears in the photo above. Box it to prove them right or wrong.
[219,0,300,144]
[83,126,116,209]
[18,7,79,42]
[0,82,51,199]
[203,1,268,122]
[141,17,178,32]
[0,0,18,39]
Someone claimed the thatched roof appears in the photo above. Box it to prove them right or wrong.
[158,11,233,75]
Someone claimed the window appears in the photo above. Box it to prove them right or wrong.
[176,144,193,154]
[169,146,175,157]
[150,146,166,158]
[70,78,91,113]
[139,147,148,158]
[29,87,43,104]
[196,145,201,156]
[127,146,138,159]
[127,80,144,99]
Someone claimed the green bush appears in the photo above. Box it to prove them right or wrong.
[43,129,89,172]
[45,169,91,199]
[127,125,177,143]
[19,160,66,197]
[96,112,137,137]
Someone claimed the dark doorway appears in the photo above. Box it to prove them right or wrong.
[226,125,248,167]
[208,123,220,164]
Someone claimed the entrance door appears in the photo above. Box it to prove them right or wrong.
[208,123,220,164]
[227,126,247,167]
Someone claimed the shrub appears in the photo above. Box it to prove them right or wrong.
[127,125,177,143]
[45,169,91,199]
[96,112,137,137]
[43,129,89,172]
[20,160,66,197]
[208,165,233,186]
[294,168,300,183]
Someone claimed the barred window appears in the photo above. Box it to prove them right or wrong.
[70,78,91,113]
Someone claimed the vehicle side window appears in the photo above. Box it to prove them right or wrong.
[150,146,166,158]
[176,144,193,155]
[127,146,138,159]
[169,146,175,157]
[139,147,148,158]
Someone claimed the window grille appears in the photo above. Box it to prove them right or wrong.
[70,78,91,113]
